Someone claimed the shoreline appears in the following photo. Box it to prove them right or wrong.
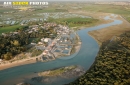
[0,57,37,70]
[88,33,102,46]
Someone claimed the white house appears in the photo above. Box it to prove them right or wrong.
[44,38,49,42]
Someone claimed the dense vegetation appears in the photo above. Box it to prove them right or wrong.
[0,25,56,60]
[67,31,130,85]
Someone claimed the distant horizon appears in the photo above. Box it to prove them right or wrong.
[0,0,130,2]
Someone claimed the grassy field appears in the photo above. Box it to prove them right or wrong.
[48,17,99,28]
[0,25,24,34]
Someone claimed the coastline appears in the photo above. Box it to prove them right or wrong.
[0,57,37,70]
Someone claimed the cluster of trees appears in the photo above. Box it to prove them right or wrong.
[0,25,57,60]
[0,27,29,60]
[67,31,130,85]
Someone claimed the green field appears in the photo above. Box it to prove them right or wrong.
[0,25,25,34]
[48,17,99,28]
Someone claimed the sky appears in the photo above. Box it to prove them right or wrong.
[0,0,130,1]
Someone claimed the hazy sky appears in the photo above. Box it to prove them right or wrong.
[0,0,130,1]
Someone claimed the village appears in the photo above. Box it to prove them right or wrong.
[0,21,78,64]
[33,23,77,62]
[0,5,88,64]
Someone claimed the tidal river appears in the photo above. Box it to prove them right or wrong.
[0,16,122,85]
